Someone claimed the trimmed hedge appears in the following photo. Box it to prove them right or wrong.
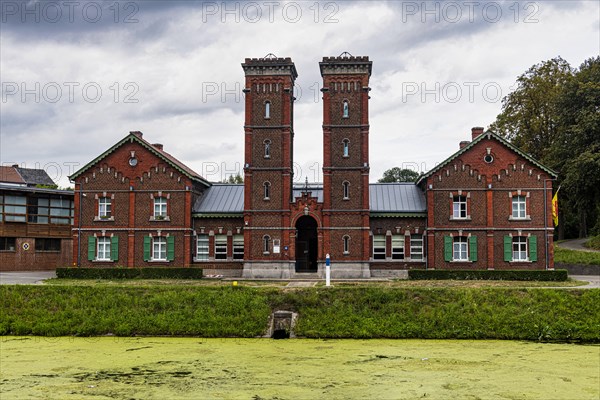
[408,269,568,281]
[56,267,203,280]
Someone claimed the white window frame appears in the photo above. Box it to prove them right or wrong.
[453,236,468,261]
[342,100,349,118]
[410,235,423,261]
[453,195,467,219]
[98,197,111,218]
[512,195,527,219]
[154,196,167,218]
[215,235,227,260]
[342,181,350,200]
[512,236,528,261]
[152,237,167,261]
[373,235,386,260]
[196,234,209,261]
[342,139,349,157]
[265,101,270,119]
[264,139,271,159]
[391,235,405,260]
[263,235,271,254]
[233,234,244,260]
[97,237,111,261]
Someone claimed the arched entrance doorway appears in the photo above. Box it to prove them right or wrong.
[295,216,318,272]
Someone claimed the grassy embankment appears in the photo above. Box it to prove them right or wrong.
[585,234,600,251]
[1,286,598,342]
[555,245,600,265]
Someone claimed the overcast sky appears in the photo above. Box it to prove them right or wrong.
[1,0,598,187]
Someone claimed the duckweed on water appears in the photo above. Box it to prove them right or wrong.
[1,337,598,399]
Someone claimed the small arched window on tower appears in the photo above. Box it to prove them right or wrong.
[343,235,350,254]
[264,139,271,159]
[263,182,271,200]
[342,100,349,118]
[342,181,350,200]
[342,139,350,158]
[263,235,271,254]
[265,101,271,119]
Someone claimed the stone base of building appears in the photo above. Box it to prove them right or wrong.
[370,269,409,279]
[201,268,243,278]
[242,261,371,279]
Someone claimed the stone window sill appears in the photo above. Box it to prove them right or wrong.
[449,216,471,221]
[150,216,170,222]
[508,216,531,221]
[149,259,169,263]
[94,216,114,221]
[93,259,113,263]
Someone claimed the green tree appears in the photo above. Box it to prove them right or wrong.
[490,57,573,162]
[378,167,419,183]
[223,173,243,184]
[551,56,600,237]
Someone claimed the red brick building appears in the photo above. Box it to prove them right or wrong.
[1,166,73,270]
[70,54,557,277]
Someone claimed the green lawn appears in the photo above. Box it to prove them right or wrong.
[555,245,600,265]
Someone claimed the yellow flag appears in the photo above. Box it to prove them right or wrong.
[552,190,559,227]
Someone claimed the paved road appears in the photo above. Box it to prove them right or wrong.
[557,238,600,253]
[0,271,56,285]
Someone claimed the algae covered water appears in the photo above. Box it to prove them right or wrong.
[1,337,598,399]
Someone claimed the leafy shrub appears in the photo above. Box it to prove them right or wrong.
[408,269,568,281]
[56,267,203,280]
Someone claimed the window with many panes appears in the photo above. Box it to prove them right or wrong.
[512,195,526,219]
[453,236,468,261]
[373,235,386,260]
[153,237,167,261]
[154,197,167,218]
[233,234,244,260]
[391,235,405,260]
[98,197,111,218]
[453,195,467,219]
[27,197,49,224]
[410,235,423,261]
[96,237,111,260]
[49,198,72,224]
[215,235,227,260]
[512,236,527,261]
[3,195,26,222]
[196,234,209,261]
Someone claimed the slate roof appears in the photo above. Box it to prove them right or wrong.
[416,130,558,185]
[15,167,56,186]
[0,166,56,186]
[369,183,426,213]
[193,184,244,214]
[193,182,427,216]
[70,132,210,187]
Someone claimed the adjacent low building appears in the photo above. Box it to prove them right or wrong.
[69,55,557,278]
[0,165,74,271]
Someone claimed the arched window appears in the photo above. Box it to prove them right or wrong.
[342,100,349,118]
[343,235,350,254]
[263,182,271,200]
[342,181,350,199]
[264,139,271,158]
[265,101,271,119]
[263,235,271,254]
[342,139,349,157]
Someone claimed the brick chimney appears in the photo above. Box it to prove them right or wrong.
[130,131,143,138]
[152,143,163,151]
[459,141,470,149]
[471,127,484,140]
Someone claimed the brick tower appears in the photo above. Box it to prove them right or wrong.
[241,55,298,278]
[320,54,372,277]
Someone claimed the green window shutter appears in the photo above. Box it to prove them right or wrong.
[143,236,151,261]
[529,236,538,262]
[469,236,478,262]
[444,236,452,262]
[110,236,119,262]
[167,236,175,262]
[504,236,512,262]
[87,236,96,261]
